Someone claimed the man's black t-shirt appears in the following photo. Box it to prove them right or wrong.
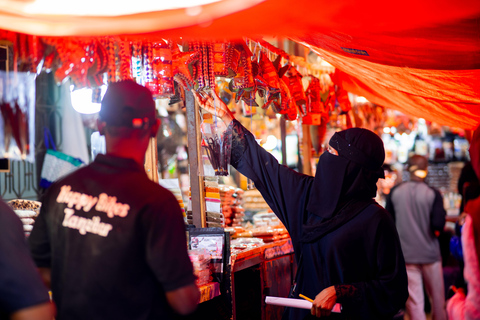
[0,199,50,319]
[29,154,196,320]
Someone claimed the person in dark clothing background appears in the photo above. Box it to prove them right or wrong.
[0,198,54,320]
[447,124,480,319]
[194,90,408,319]
[457,161,480,214]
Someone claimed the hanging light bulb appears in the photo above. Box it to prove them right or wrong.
[70,85,106,114]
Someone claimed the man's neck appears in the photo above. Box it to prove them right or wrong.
[105,150,145,167]
[410,175,424,182]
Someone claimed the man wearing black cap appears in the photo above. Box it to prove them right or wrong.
[194,91,408,319]
[29,80,199,320]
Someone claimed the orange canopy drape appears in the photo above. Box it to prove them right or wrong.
[1,0,480,129]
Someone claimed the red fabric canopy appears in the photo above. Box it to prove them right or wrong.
[1,0,480,129]
[292,14,480,129]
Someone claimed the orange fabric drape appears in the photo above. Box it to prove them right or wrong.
[1,0,480,128]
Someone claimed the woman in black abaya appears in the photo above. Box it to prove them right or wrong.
[194,91,408,319]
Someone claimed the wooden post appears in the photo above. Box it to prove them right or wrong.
[144,137,159,183]
[301,124,312,175]
[185,90,206,228]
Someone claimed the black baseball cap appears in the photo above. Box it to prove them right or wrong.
[100,80,156,128]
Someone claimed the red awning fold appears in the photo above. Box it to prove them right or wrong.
[0,0,479,128]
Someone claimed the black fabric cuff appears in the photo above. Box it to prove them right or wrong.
[334,284,359,301]
[230,119,251,167]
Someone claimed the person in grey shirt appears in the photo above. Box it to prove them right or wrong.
[386,154,447,320]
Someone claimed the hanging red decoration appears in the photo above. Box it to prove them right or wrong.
[143,41,155,91]
[212,41,229,77]
[42,38,96,88]
[336,87,352,114]
[303,76,322,125]
[118,40,132,81]
[285,67,307,107]
[151,40,174,98]
[87,40,109,87]
[171,42,199,90]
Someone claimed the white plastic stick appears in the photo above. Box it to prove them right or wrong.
[265,296,341,313]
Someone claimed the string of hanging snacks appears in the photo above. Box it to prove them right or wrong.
[244,38,337,125]
[2,35,340,127]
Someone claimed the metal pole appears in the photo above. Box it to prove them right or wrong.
[185,90,206,228]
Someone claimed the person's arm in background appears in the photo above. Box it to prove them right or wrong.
[143,193,199,316]
[28,194,53,288]
[431,187,447,237]
[165,284,200,315]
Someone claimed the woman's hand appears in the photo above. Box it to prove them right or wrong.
[311,286,337,318]
[191,89,235,126]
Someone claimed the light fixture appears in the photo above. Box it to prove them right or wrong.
[70,85,106,114]
[355,96,368,104]
[25,0,221,16]
[262,135,278,151]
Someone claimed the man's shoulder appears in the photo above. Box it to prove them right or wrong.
[388,181,407,196]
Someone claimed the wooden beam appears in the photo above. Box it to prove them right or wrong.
[144,137,159,183]
[185,90,206,228]
[301,124,312,176]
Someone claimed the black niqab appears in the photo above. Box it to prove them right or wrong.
[306,128,385,220]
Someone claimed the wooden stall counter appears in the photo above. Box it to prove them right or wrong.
[230,238,295,320]
[231,238,294,272]
[199,281,221,303]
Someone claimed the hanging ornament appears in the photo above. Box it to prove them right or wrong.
[285,67,307,107]
[336,87,352,114]
[151,40,174,98]
[171,42,200,90]
[302,76,324,125]
[229,43,255,92]
[16,34,44,73]
[259,51,281,89]
[190,41,204,88]
[43,38,97,88]
[87,40,108,87]
[212,41,229,77]
[227,47,241,77]
[104,37,117,84]
[143,41,155,92]
[131,40,143,83]
[118,40,132,81]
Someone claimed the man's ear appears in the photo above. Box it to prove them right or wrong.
[150,118,161,138]
[97,119,106,136]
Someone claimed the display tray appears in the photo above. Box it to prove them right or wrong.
[199,281,221,303]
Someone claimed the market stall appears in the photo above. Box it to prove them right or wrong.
[1,1,479,319]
